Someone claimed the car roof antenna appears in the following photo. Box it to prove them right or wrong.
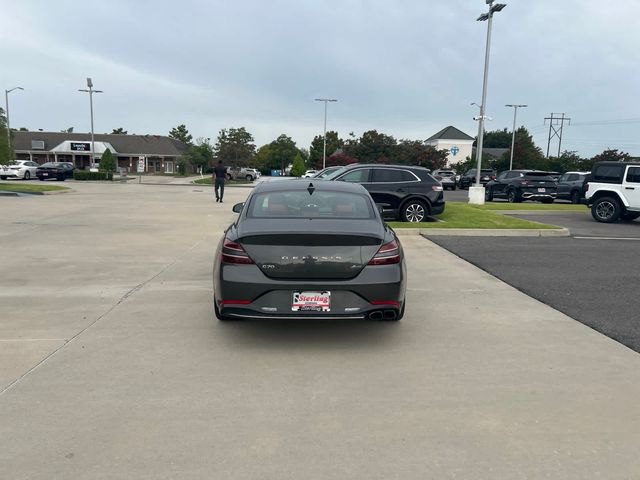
[307,183,315,195]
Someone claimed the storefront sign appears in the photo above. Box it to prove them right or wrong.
[70,142,91,152]
[137,157,145,173]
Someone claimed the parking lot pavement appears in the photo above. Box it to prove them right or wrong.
[509,210,640,238]
[2,183,640,478]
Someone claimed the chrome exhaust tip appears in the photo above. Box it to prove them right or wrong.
[369,310,383,320]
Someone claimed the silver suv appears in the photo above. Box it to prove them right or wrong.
[585,161,640,223]
[227,167,261,181]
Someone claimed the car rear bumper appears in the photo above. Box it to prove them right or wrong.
[214,262,406,319]
[0,170,20,177]
[521,192,556,200]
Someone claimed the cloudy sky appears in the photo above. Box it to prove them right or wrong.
[2,0,639,157]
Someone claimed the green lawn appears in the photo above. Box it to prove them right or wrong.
[388,202,561,229]
[193,177,251,185]
[0,183,70,193]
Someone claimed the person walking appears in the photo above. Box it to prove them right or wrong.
[213,160,227,203]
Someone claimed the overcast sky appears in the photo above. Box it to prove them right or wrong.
[2,0,639,157]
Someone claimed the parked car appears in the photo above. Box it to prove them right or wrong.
[226,167,261,181]
[312,166,346,179]
[0,160,39,180]
[432,169,457,190]
[323,163,445,222]
[458,168,496,189]
[485,170,557,203]
[556,171,590,204]
[36,162,75,181]
[302,169,318,178]
[214,180,406,321]
[585,161,640,223]
[545,171,562,182]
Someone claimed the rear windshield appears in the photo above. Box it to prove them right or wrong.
[40,163,60,167]
[524,172,554,179]
[247,190,374,219]
[593,165,623,183]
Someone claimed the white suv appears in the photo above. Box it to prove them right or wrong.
[585,161,640,223]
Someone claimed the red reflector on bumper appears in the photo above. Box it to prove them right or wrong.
[370,300,401,306]
[220,300,251,305]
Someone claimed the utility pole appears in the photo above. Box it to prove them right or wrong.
[544,112,571,157]
[4,87,24,157]
[505,104,527,170]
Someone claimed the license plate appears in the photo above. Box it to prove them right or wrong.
[538,188,546,192]
[42,173,48,176]
[292,291,331,312]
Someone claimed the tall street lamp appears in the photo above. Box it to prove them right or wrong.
[505,104,527,170]
[78,78,103,169]
[469,0,506,205]
[4,86,24,157]
[314,98,337,169]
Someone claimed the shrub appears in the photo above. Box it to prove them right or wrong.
[73,170,113,181]
[290,153,306,177]
[100,148,116,172]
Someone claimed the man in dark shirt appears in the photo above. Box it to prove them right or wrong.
[213,160,227,202]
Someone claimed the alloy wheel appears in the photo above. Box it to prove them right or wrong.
[404,203,425,222]
[595,201,615,221]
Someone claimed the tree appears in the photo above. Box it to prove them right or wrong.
[253,144,272,173]
[290,153,306,177]
[395,140,448,170]
[111,127,128,134]
[346,130,397,163]
[477,128,512,148]
[61,127,74,133]
[214,127,256,167]
[590,148,632,163]
[185,138,214,173]
[169,124,193,145]
[268,134,300,173]
[100,148,116,172]
[309,131,343,168]
[0,107,11,165]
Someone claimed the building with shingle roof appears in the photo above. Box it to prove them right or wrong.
[425,126,475,166]
[13,131,189,174]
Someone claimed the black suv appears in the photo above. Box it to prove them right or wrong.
[458,168,496,189]
[485,170,557,203]
[324,164,445,222]
[556,171,589,204]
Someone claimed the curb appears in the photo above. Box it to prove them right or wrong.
[394,227,570,237]
[42,189,71,195]
[495,210,587,215]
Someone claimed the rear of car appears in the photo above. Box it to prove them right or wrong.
[432,170,457,190]
[36,162,73,181]
[556,172,589,203]
[213,182,406,321]
[515,172,558,202]
[0,160,38,180]
[459,168,495,189]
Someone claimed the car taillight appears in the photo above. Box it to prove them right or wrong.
[491,175,496,180]
[432,185,443,192]
[584,183,589,192]
[368,240,401,265]
[221,238,254,264]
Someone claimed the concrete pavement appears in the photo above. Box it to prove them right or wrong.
[1,182,640,479]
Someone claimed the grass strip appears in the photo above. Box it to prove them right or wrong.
[0,183,70,193]
[388,203,560,229]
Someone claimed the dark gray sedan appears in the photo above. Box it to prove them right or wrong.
[213,180,406,321]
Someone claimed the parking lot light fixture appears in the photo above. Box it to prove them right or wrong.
[505,104,527,170]
[469,0,506,205]
[78,78,103,169]
[314,98,337,170]
[4,86,24,157]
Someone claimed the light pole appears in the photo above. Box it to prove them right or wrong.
[78,78,103,169]
[505,104,527,170]
[314,98,337,169]
[469,0,506,205]
[4,86,24,157]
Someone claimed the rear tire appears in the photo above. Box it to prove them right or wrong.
[485,187,494,201]
[507,189,521,203]
[571,190,581,204]
[591,196,622,223]
[401,200,427,223]
[245,174,253,181]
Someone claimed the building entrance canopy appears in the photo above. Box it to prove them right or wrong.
[49,140,117,156]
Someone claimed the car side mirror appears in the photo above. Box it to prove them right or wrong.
[232,202,244,213]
